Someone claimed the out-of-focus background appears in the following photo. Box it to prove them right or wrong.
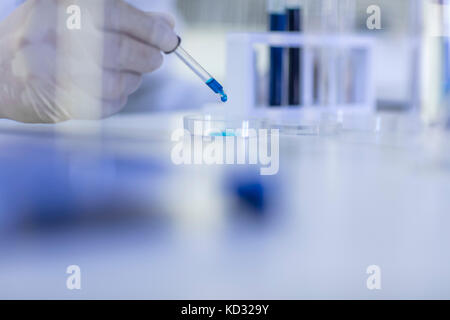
[144,0,421,110]
[127,0,426,112]
[1,0,450,299]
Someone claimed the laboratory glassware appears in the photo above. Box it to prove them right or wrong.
[168,37,228,103]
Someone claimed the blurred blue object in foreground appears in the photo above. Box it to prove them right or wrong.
[0,141,169,234]
[226,170,274,217]
[236,181,265,212]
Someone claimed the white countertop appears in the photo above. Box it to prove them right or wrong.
[0,111,449,299]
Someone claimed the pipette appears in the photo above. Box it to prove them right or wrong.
[166,37,228,103]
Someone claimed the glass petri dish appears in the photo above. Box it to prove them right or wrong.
[269,122,320,136]
[266,113,340,136]
[183,114,270,138]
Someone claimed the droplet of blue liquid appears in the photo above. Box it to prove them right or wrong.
[206,78,228,103]
[220,93,228,102]
[209,130,236,137]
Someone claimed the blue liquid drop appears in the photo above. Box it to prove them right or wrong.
[221,93,228,102]
[206,78,228,103]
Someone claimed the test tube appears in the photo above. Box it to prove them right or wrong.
[305,0,355,106]
[337,0,357,105]
[443,1,450,106]
[268,0,287,106]
[304,0,332,105]
[168,37,227,103]
[286,0,303,106]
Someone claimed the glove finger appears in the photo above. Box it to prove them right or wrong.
[103,32,164,73]
[103,0,178,52]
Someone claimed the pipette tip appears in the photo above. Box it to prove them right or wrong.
[206,78,228,103]
[220,92,228,103]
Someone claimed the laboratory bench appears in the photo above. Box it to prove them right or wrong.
[0,111,449,299]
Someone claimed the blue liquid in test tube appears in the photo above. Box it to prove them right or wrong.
[171,41,227,103]
[287,1,303,106]
[444,39,450,95]
[268,0,287,106]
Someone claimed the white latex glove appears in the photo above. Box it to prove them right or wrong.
[0,0,178,123]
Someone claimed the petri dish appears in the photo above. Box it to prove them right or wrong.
[183,114,270,138]
[336,112,423,134]
[269,122,320,136]
[183,111,342,137]
[265,112,340,136]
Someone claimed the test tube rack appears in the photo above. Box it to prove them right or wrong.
[226,32,375,115]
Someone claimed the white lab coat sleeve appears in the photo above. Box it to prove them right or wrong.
[0,0,24,22]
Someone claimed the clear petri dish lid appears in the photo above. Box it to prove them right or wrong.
[266,114,341,136]
[183,114,270,138]
[268,123,320,136]
[335,112,423,134]
[183,113,341,137]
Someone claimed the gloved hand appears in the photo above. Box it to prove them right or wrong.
[0,0,178,123]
